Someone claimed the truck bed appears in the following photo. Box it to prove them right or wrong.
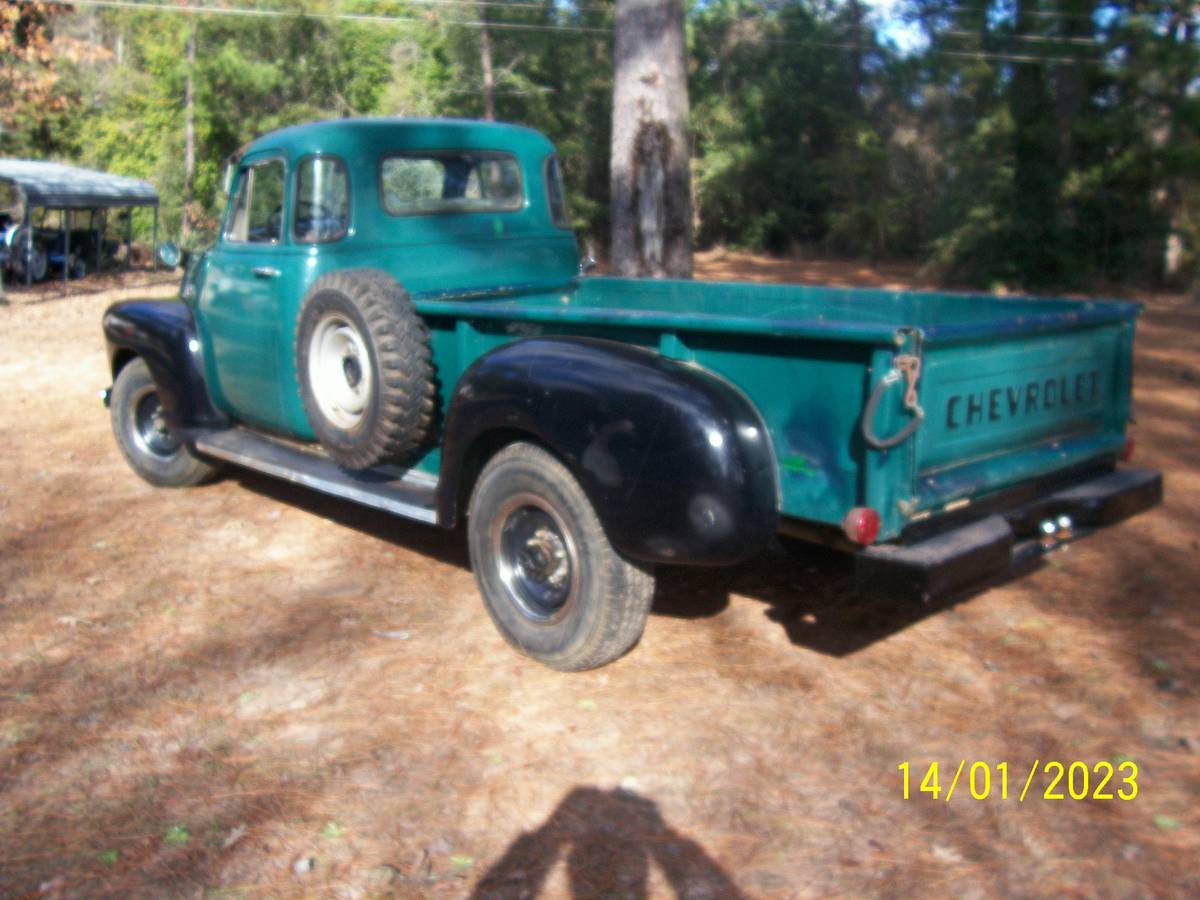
[417,276,1136,344]
[415,276,1139,541]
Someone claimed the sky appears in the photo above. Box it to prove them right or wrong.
[862,0,930,55]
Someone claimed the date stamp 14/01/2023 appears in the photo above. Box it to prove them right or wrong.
[898,760,1139,802]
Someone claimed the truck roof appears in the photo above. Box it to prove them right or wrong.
[239,117,556,163]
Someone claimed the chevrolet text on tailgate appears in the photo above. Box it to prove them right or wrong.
[101,119,1162,671]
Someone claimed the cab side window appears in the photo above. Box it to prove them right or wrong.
[544,154,571,230]
[294,157,349,243]
[225,159,285,243]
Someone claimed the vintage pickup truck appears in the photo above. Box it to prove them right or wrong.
[102,118,1161,670]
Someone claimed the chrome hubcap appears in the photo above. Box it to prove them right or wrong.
[309,313,372,430]
[492,495,579,623]
[130,386,180,459]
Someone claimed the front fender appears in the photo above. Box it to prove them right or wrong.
[102,300,227,430]
[439,337,779,566]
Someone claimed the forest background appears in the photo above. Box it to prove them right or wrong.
[2,0,1197,293]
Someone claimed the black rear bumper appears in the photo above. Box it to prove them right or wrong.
[856,467,1163,602]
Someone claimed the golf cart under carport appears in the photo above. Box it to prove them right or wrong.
[0,159,160,287]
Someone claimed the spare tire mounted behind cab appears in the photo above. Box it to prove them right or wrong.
[294,268,436,470]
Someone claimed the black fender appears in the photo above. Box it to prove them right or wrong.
[438,337,779,566]
[102,300,228,430]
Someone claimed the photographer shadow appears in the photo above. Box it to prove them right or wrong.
[471,786,747,899]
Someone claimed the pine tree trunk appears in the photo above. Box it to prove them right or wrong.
[479,4,495,122]
[1009,0,1062,287]
[610,0,692,279]
[182,24,196,240]
[1051,0,1094,170]
[847,0,864,113]
[1161,11,1194,284]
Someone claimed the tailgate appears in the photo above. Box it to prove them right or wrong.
[912,320,1135,511]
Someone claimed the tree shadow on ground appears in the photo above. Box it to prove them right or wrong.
[233,470,1018,658]
[0,589,353,897]
[652,534,1049,657]
[470,786,747,899]
[232,458,1184,662]
[0,270,175,305]
[233,469,470,571]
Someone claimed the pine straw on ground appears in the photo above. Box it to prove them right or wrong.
[0,256,1196,898]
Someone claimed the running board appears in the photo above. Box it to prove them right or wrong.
[193,428,439,525]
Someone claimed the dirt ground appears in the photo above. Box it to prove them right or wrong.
[1,257,1197,898]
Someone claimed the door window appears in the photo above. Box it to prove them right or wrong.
[224,159,285,243]
[294,157,349,243]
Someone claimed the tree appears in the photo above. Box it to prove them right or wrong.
[1,1,60,148]
[182,21,196,240]
[478,2,495,121]
[1,1,107,156]
[610,0,692,278]
[13,0,1194,295]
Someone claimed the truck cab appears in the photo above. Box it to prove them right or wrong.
[190,119,578,438]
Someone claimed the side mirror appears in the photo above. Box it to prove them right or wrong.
[157,241,181,268]
[579,240,598,275]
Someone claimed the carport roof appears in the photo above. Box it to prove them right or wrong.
[0,159,158,209]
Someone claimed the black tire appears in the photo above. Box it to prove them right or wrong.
[295,269,435,470]
[9,226,47,282]
[110,358,220,487]
[467,442,656,671]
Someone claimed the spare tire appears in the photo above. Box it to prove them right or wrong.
[295,269,435,470]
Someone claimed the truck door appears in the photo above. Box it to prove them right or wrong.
[199,152,288,430]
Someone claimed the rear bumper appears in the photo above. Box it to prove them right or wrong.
[856,467,1162,601]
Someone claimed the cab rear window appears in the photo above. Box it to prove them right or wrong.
[380,151,523,216]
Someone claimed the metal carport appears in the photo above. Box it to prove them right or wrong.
[0,159,160,286]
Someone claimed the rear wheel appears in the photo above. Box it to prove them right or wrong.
[467,443,656,671]
[110,358,220,487]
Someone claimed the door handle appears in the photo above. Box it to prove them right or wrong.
[252,266,280,278]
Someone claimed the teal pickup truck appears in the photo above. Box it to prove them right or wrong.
[102,118,1161,670]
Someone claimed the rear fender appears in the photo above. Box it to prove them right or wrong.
[438,337,779,566]
[102,300,227,430]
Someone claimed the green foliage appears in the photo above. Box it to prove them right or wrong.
[5,0,1195,291]
[320,821,346,839]
[911,0,1194,289]
[821,127,919,259]
[691,0,844,252]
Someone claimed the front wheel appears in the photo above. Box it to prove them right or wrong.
[110,358,220,487]
[467,443,655,671]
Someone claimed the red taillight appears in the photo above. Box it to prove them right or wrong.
[1120,435,1135,462]
[842,506,881,546]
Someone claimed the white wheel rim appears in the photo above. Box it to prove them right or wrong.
[308,313,372,430]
